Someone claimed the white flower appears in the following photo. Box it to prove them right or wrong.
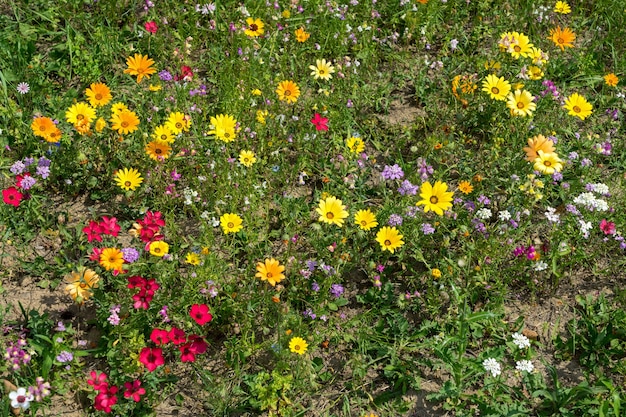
[476,208,492,220]
[533,261,548,271]
[578,219,593,238]
[16,82,30,94]
[9,387,34,410]
[498,210,511,221]
[589,183,609,195]
[544,207,560,224]
[482,358,501,377]
[515,360,534,373]
[512,332,531,349]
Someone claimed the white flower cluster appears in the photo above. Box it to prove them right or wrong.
[544,207,560,224]
[482,358,502,377]
[512,332,531,349]
[573,192,609,212]
[578,219,593,238]
[515,360,535,373]
[183,187,198,205]
[533,261,548,271]
[476,208,492,220]
[498,210,511,221]
[588,183,609,196]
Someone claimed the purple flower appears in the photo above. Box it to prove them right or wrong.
[388,214,403,226]
[38,157,51,167]
[330,284,344,298]
[398,180,418,195]
[405,206,418,218]
[121,248,140,263]
[581,158,592,167]
[55,322,66,332]
[421,223,435,235]
[36,166,50,179]
[306,260,318,271]
[311,282,320,292]
[158,70,173,81]
[381,164,404,180]
[55,351,73,363]
[10,161,25,175]
[20,176,36,190]
[477,195,490,205]
[417,158,434,181]
[552,171,563,182]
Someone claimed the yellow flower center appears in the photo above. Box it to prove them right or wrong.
[284,89,291,96]
[557,37,564,44]
[224,132,230,138]
[161,135,168,140]
[155,148,162,154]
[267,272,273,278]
[121,121,129,128]
[95,93,103,100]
[326,212,334,219]
[77,114,84,120]
[361,220,367,226]
[319,69,326,75]
[514,45,521,52]
[384,239,391,246]
[154,248,161,253]
[430,196,439,204]
[544,161,551,166]
[227,222,234,228]
[80,282,87,288]
[125,181,132,187]
[491,87,499,94]
[573,106,581,113]
[40,125,46,131]
[294,344,300,350]
[517,102,525,109]
[176,122,182,129]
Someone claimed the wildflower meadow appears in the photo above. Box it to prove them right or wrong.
[1,0,626,415]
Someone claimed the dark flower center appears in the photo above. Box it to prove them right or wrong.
[573,106,581,113]
[517,102,525,109]
[125,181,132,187]
[384,239,391,246]
[491,87,499,94]
[227,222,234,228]
[326,212,334,219]
[430,196,439,204]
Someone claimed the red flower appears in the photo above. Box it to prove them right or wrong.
[144,21,158,34]
[168,327,186,345]
[82,220,104,242]
[143,278,160,295]
[87,371,108,391]
[127,275,147,289]
[600,219,616,235]
[132,289,154,310]
[139,347,164,372]
[3,187,23,207]
[310,113,329,131]
[150,328,170,345]
[190,303,213,325]
[175,66,194,81]
[123,380,146,402]
[189,335,208,354]
[89,247,104,262]
[99,216,121,236]
[94,385,118,413]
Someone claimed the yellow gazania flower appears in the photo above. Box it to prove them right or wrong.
[65,267,100,304]
[256,109,268,124]
[288,336,308,355]
[484,60,501,71]
[523,135,555,162]
[315,196,349,227]
[276,80,301,103]
[152,125,174,143]
[528,66,544,81]
[295,27,310,43]
[554,1,571,14]
[375,226,404,253]
[185,253,201,265]
[481,75,511,101]
[208,114,237,142]
[528,47,548,66]
[111,102,129,115]
[114,167,143,191]
[506,89,536,117]
[534,150,563,175]
[239,150,256,167]
[166,112,190,135]
[145,140,172,161]
[31,116,56,138]
[458,180,474,195]
[346,136,365,154]
[508,32,533,59]
[354,209,378,231]
[220,213,243,234]
[549,26,575,51]
[85,82,112,107]
[255,258,285,287]
[309,59,335,81]
[244,18,265,37]
[149,241,169,257]
[563,93,592,120]
[604,73,619,87]
[66,102,96,126]
[99,248,124,272]
[124,53,157,83]
[110,109,140,135]
[417,181,454,216]
[95,117,107,133]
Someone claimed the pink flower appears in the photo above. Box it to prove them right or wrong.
[168,327,186,345]
[178,335,207,362]
[123,380,146,402]
[138,347,164,372]
[3,187,23,207]
[190,304,213,325]
[89,247,104,262]
[132,289,154,310]
[87,371,108,391]
[99,216,121,236]
[94,385,118,413]
[150,328,170,345]
[82,220,104,242]
[144,21,158,34]
[600,219,616,235]
[310,113,329,131]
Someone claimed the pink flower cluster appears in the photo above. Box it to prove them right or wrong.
[82,216,121,242]
[88,371,146,413]
[128,276,160,309]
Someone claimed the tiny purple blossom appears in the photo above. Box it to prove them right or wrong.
[330,284,344,298]
[421,223,435,235]
[381,164,404,180]
[388,214,403,226]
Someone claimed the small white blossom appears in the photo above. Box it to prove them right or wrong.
[498,210,511,221]
[534,260,548,271]
[476,208,492,220]
[512,332,531,349]
[515,360,534,373]
[482,358,501,377]
[9,387,34,410]
[578,219,593,238]
[544,207,560,224]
